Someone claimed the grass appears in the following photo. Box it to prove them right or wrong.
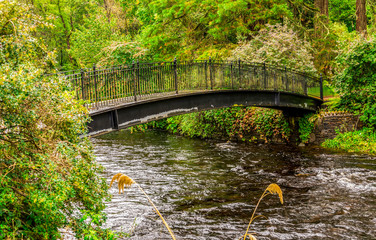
[308,86,336,98]
[110,173,176,240]
[322,128,376,154]
[242,183,283,240]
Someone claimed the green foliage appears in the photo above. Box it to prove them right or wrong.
[311,24,339,76]
[233,107,292,142]
[322,128,376,154]
[31,0,100,69]
[69,11,148,68]
[131,0,291,60]
[139,107,292,143]
[0,0,55,69]
[298,114,316,144]
[333,36,376,127]
[128,119,168,133]
[0,64,111,239]
[321,97,342,111]
[0,1,113,238]
[329,0,356,32]
[68,12,117,67]
[29,0,146,70]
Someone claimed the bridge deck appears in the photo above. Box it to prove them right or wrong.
[53,60,324,134]
[87,89,322,135]
[88,90,201,114]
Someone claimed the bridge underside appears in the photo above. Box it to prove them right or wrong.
[88,90,322,135]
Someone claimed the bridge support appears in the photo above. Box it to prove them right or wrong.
[88,90,322,135]
[112,110,119,130]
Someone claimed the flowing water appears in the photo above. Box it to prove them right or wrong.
[92,130,376,240]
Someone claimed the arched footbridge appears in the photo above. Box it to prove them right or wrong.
[60,59,323,135]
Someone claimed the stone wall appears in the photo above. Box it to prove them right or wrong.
[310,113,362,145]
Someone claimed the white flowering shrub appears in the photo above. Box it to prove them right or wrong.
[230,24,316,75]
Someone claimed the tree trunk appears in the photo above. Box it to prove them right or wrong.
[103,0,111,23]
[369,1,376,31]
[315,0,329,16]
[356,0,368,37]
[314,0,330,76]
[322,0,328,16]
[314,0,329,37]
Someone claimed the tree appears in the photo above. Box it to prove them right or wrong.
[315,0,328,16]
[31,0,101,69]
[0,0,54,69]
[368,0,376,32]
[314,0,329,35]
[329,0,356,32]
[356,0,368,36]
[0,1,112,238]
[333,37,376,126]
[130,0,292,60]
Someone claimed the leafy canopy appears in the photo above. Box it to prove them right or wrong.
[0,1,113,239]
[130,0,291,60]
[333,35,376,126]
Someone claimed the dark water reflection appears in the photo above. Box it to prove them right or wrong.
[92,130,376,240]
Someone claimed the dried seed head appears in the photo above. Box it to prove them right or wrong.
[266,183,283,204]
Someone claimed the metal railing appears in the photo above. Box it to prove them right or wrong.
[53,59,323,111]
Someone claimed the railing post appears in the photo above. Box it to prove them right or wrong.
[174,57,178,94]
[285,66,288,92]
[249,66,252,89]
[110,67,114,104]
[230,61,234,89]
[263,62,267,89]
[292,75,295,93]
[238,59,241,89]
[93,64,98,109]
[205,60,208,90]
[209,57,213,90]
[320,74,323,100]
[137,60,140,96]
[132,61,137,101]
[113,67,117,104]
[80,69,85,101]
[304,79,308,95]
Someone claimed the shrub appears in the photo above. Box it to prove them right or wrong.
[322,128,376,154]
[230,23,316,74]
[136,107,292,143]
[0,64,111,239]
[298,114,316,143]
[69,12,148,68]
[333,36,376,127]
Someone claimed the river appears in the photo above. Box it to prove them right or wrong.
[92,130,376,240]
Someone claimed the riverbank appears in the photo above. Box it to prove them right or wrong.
[131,106,293,144]
[129,106,376,154]
[322,128,376,155]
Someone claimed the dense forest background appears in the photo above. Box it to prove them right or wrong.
[1,0,375,74]
[1,0,376,239]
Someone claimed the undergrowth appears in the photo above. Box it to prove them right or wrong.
[298,114,317,143]
[322,128,376,154]
[129,107,292,143]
